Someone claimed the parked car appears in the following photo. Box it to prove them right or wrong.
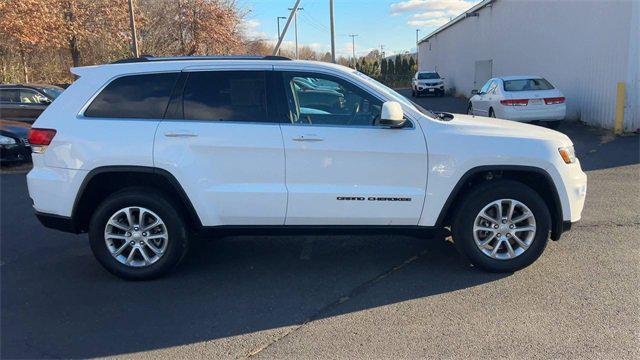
[27,56,586,280]
[468,76,566,128]
[0,120,31,164]
[0,84,64,123]
[411,71,445,97]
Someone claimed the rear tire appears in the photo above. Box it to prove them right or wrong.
[452,180,550,272]
[89,188,189,280]
[489,108,496,118]
[467,103,474,115]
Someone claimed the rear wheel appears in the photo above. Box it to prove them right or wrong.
[489,108,496,118]
[89,188,189,280]
[467,103,474,115]
[452,180,550,272]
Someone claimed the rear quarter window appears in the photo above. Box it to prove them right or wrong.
[84,73,179,118]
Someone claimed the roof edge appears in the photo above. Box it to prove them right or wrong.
[418,0,494,44]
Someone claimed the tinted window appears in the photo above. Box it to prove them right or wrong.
[183,71,268,122]
[0,89,19,103]
[40,87,63,99]
[283,72,383,127]
[503,78,554,92]
[417,72,440,80]
[85,73,179,118]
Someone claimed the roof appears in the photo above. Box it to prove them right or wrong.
[418,0,494,44]
[0,84,63,90]
[499,75,544,80]
[111,55,291,64]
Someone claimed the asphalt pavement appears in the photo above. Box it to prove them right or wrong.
[1,94,639,359]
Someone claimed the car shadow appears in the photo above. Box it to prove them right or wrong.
[1,229,508,358]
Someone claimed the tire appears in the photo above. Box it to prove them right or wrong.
[89,188,190,280]
[489,108,496,118]
[411,89,416,97]
[452,180,551,272]
[467,103,474,115]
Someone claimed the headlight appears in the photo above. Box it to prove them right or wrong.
[558,146,576,164]
[0,135,17,145]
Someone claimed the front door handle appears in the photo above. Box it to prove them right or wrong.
[164,131,198,138]
[292,134,324,142]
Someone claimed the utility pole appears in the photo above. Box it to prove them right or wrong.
[415,29,420,69]
[276,16,287,56]
[329,0,336,63]
[128,0,139,58]
[349,34,358,68]
[288,6,304,59]
[272,0,301,56]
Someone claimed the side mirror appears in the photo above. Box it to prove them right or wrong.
[379,101,405,128]
[471,89,479,95]
[40,98,52,105]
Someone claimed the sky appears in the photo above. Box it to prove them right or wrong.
[238,0,482,58]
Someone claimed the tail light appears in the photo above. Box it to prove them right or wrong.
[544,97,565,105]
[500,99,529,106]
[28,128,57,154]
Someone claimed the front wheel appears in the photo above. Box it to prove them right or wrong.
[89,188,190,280]
[467,103,474,115]
[452,180,550,272]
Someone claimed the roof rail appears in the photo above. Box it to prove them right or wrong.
[111,55,291,64]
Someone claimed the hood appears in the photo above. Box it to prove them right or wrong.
[445,114,572,145]
[0,120,31,137]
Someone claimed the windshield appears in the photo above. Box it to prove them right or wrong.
[353,71,437,118]
[40,87,63,99]
[353,71,437,119]
[503,78,554,92]
[417,72,440,80]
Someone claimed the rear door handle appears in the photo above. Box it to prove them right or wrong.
[164,131,198,138]
[292,134,323,142]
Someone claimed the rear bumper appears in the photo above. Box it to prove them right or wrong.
[35,211,79,233]
[500,104,566,122]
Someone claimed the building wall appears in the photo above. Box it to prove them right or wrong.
[418,0,639,131]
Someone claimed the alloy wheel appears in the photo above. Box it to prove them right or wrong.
[472,199,536,260]
[104,207,169,267]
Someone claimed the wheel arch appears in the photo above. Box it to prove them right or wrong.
[435,165,565,240]
[72,166,202,233]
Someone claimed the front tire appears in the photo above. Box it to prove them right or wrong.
[89,188,189,280]
[467,103,474,115]
[452,180,550,272]
[489,108,496,118]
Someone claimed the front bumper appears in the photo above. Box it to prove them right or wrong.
[35,211,79,233]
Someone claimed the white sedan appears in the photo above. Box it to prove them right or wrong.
[468,76,566,128]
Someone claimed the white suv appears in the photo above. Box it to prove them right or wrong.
[26,56,587,280]
[411,71,445,97]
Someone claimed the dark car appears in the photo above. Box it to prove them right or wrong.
[0,120,31,164]
[0,84,63,123]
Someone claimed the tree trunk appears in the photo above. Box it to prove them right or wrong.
[69,36,81,68]
[20,46,29,83]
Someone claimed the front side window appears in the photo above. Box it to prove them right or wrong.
[20,90,48,104]
[182,71,268,122]
[503,78,554,92]
[85,72,179,118]
[283,72,382,127]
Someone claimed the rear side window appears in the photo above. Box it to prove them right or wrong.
[85,73,179,118]
[182,71,268,122]
[503,78,554,92]
[0,89,19,103]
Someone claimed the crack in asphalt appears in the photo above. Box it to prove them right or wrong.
[574,221,640,229]
[244,248,430,358]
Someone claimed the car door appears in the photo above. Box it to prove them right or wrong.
[17,89,48,122]
[473,79,494,116]
[154,66,287,226]
[275,69,428,226]
[485,80,500,116]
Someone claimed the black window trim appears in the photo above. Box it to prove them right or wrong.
[0,87,49,104]
[274,69,415,129]
[165,69,282,125]
[78,71,182,120]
